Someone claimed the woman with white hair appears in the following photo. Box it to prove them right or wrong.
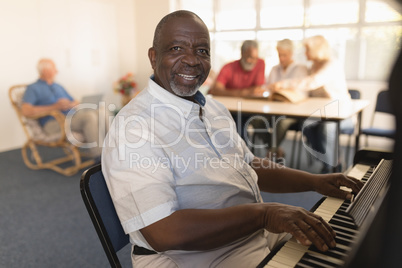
[271,35,352,173]
[271,35,349,100]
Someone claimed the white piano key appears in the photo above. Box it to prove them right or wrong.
[346,164,370,180]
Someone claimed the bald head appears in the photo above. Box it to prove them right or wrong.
[152,10,207,51]
[37,58,58,84]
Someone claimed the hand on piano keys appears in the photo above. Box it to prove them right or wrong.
[311,172,364,201]
[263,203,337,252]
[262,163,375,268]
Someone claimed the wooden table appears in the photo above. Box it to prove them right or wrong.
[210,96,370,171]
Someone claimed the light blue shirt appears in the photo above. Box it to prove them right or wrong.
[102,77,262,251]
[266,62,308,85]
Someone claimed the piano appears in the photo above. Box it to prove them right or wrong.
[257,149,394,268]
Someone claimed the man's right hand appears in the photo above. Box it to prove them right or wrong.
[251,85,268,97]
[55,98,74,111]
[262,203,336,252]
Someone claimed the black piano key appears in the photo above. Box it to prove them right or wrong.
[329,218,357,230]
[298,252,341,268]
[332,213,354,223]
[330,223,358,237]
[308,245,348,260]
[296,262,316,268]
[335,236,352,246]
[335,230,356,241]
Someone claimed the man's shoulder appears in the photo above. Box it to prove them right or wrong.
[256,58,265,69]
[222,60,240,70]
[27,80,42,90]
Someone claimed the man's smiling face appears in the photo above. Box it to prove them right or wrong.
[149,14,211,99]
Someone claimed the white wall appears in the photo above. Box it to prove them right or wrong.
[0,0,171,152]
[133,0,171,91]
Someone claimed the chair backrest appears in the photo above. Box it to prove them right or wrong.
[375,90,392,114]
[80,164,130,268]
[9,84,63,142]
[348,89,361,100]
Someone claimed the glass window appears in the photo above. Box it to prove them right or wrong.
[260,0,304,28]
[176,0,402,82]
[180,0,214,30]
[216,0,256,30]
[308,0,359,25]
[365,0,402,23]
[361,25,402,80]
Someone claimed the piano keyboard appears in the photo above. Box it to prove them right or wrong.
[263,163,374,268]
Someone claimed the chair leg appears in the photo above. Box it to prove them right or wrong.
[21,141,95,176]
[296,134,303,169]
[290,131,298,168]
[345,134,352,168]
[21,142,42,170]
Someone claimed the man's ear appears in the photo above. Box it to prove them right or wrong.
[148,47,156,70]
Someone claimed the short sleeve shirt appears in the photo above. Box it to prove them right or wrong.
[266,62,308,85]
[22,79,74,126]
[216,59,265,90]
[102,77,262,250]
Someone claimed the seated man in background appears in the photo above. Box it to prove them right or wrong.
[103,10,362,267]
[21,58,101,159]
[208,40,268,143]
[208,40,266,98]
[266,39,308,158]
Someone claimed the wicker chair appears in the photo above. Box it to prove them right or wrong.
[9,84,95,176]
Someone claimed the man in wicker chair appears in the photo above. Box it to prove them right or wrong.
[21,58,101,160]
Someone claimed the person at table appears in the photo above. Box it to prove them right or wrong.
[270,35,352,173]
[21,58,102,160]
[209,40,267,143]
[208,40,266,98]
[102,11,363,267]
[266,39,309,158]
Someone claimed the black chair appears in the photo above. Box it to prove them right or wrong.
[80,164,130,268]
[361,90,395,146]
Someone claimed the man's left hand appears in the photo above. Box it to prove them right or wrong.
[314,173,363,200]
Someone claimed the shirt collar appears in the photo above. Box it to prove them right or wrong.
[281,62,296,72]
[37,79,55,86]
[147,76,206,118]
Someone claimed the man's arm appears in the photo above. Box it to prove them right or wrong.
[251,157,363,200]
[21,99,79,118]
[208,80,266,97]
[140,200,336,253]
